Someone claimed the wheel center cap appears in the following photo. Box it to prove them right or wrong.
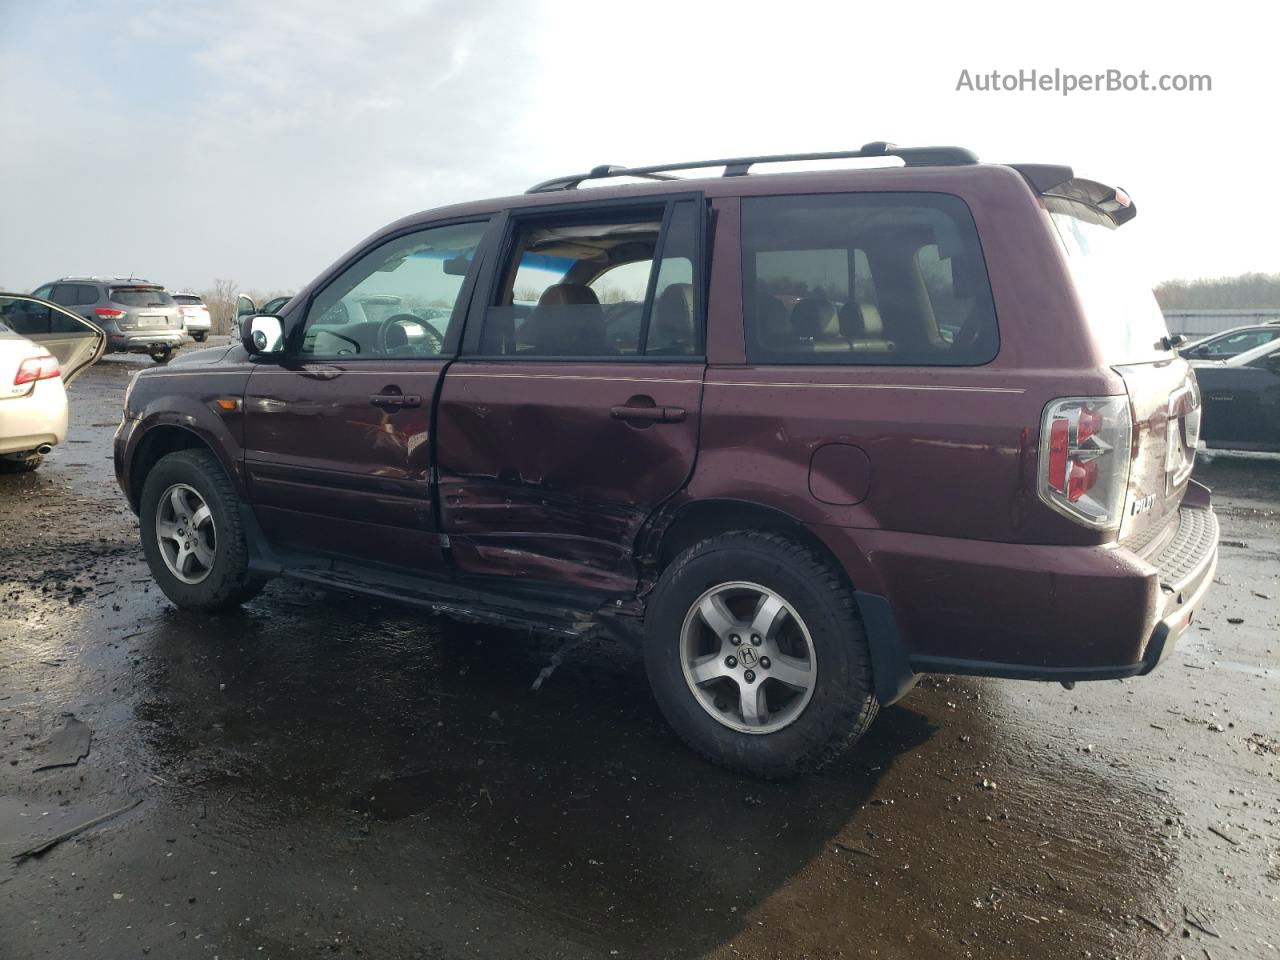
[739,647,759,669]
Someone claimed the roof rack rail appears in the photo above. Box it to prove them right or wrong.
[526,142,978,193]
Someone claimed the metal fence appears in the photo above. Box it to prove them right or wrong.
[1163,309,1280,337]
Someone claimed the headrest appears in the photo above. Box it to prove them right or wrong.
[791,298,835,339]
[537,283,600,307]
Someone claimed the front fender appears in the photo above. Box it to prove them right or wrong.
[117,368,251,509]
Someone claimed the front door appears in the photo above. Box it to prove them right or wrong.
[0,294,106,381]
[242,219,490,570]
[436,197,706,595]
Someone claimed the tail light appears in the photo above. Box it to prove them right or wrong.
[95,307,126,320]
[14,354,61,386]
[1038,396,1132,529]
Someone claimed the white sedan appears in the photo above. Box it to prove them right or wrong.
[0,293,106,473]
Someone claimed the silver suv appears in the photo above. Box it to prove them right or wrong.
[31,277,184,363]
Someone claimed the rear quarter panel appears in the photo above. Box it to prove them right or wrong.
[689,171,1125,554]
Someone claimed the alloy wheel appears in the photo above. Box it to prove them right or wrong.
[154,483,216,584]
[679,581,817,734]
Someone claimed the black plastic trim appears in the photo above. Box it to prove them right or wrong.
[908,655,1147,683]
[854,591,919,706]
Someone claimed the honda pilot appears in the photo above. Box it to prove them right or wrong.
[114,143,1218,777]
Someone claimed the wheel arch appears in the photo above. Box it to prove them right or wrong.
[127,424,222,511]
[653,498,850,589]
[646,497,917,707]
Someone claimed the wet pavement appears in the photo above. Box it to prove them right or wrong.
[1,352,1277,960]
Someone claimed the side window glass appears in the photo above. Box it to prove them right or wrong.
[481,199,702,359]
[485,214,662,357]
[742,193,998,366]
[644,200,699,356]
[77,285,99,305]
[49,284,79,307]
[1246,345,1280,369]
[301,221,488,359]
[0,298,51,335]
[49,305,89,334]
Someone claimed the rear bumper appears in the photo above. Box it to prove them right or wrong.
[830,484,1219,703]
[108,331,184,353]
[0,380,69,455]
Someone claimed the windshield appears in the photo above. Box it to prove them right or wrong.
[111,287,174,307]
[1049,206,1170,364]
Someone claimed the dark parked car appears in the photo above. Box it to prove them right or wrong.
[232,294,294,339]
[1193,338,1280,451]
[32,277,184,363]
[1179,324,1280,362]
[114,143,1218,777]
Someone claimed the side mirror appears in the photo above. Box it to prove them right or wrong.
[236,294,257,318]
[242,314,285,357]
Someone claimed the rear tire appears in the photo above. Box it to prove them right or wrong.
[149,344,173,364]
[644,530,878,779]
[139,449,265,612]
[191,332,207,343]
[0,454,42,474]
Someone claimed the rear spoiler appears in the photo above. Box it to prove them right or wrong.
[1010,164,1137,226]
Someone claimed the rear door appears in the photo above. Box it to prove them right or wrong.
[0,295,105,382]
[436,196,706,595]
[242,218,491,570]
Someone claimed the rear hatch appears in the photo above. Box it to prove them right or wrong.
[110,286,183,331]
[1041,179,1199,547]
[172,295,211,327]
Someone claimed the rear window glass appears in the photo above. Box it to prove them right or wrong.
[1048,203,1169,363]
[110,287,174,307]
[171,294,203,305]
[742,193,998,365]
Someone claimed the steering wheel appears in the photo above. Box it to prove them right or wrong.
[377,313,445,355]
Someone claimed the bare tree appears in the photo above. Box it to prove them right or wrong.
[200,278,239,336]
[1155,272,1280,310]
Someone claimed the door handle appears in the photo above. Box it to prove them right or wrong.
[370,393,422,408]
[610,404,686,423]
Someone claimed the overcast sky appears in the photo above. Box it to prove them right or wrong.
[1,0,1276,295]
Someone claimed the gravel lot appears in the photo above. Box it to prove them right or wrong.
[1,350,1277,959]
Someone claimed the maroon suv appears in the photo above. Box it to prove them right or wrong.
[114,143,1218,777]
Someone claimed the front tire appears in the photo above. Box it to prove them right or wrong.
[139,449,264,612]
[644,531,878,778]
